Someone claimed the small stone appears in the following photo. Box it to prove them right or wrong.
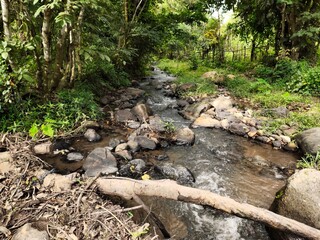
[271,134,282,141]
[135,136,157,150]
[127,140,140,152]
[43,173,75,192]
[272,141,282,149]
[229,122,250,136]
[160,140,169,148]
[280,135,291,143]
[192,114,221,128]
[115,143,128,152]
[220,119,229,129]
[115,150,132,160]
[175,127,195,146]
[84,129,101,142]
[66,152,84,162]
[157,154,169,161]
[248,130,257,138]
[256,136,271,144]
[33,142,52,155]
[257,130,264,136]
[0,152,14,174]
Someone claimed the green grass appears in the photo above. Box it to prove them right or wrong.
[158,58,320,135]
[158,59,218,96]
[297,152,320,170]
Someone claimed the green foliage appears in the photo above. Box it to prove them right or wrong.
[297,152,320,170]
[0,87,102,137]
[287,65,320,96]
[164,121,176,133]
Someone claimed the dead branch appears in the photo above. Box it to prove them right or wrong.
[97,177,320,240]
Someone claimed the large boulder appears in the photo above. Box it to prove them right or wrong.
[270,169,320,239]
[295,128,320,155]
[155,163,195,185]
[83,148,118,176]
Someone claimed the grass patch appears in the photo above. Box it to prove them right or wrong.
[297,152,320,170]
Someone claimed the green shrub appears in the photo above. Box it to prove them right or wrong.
[287,65,320,96]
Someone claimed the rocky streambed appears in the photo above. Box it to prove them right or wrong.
[9,67,319,239]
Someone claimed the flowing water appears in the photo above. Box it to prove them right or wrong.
[140,68,299,239]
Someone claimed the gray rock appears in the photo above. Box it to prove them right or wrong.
[176,100,189,109]
[109,138,121,149]
[256,136,271,144]
[175,127,195,146]
[84,129,101,142]
[180,101,210,120]
[229,122,250,136]
[66,152,84,162]
[155,163,195,185]
[134,136,157,150]
[33,142,52,155]
[149,115,166,132]
[131,103,153,123]
[13,223,49,240]
[83,148,118,177]
[192,114,221,128]
[272,141,282,149]
[127,121,141,129]
[275,169,320,229]
[210,96,233,111]
[124,87,145,100]
[115,143,128,152]
[115,150,132,160]
[119,159,146,177]
[115,109,137,123]
[264,106,289,117]
[295,128,320,155]
[127,140,140,153]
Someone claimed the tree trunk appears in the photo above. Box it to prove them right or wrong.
[1,0,10,39]
[41,8,52,92]
[97,178,320,240]
[251,39,256,62]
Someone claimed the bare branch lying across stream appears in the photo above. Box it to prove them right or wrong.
[97,177,320,240]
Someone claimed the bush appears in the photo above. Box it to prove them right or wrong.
[287,65,320,96]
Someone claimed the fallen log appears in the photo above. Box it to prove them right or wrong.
[96,177,320,240]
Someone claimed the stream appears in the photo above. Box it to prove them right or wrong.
[138,68,299,239]
[42,68,300,239]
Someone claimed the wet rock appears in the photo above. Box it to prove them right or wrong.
[42,173,75,192]
[33,141,52,155]
[175,127,195,146]
[295,127,320,155]
[127,140,140,152]
[229,122,250,136]
[135,136,157,150]
[155,163,195,185]
[180,102,210,120]
[210,96,233,111]
[84,129,101,142]
[13,223,49,240]
[149,115,166,132]
[251,155,270,167]
[115,109,137,123]
[0,152,14,174]
[160,140,169,148]
[66,152,84,162]
[192,114,221,128]
[119,159,146,177]
[109,138,121,149]
[248,130,257,138]
[83,148,118,176]
[131,103,153,123]
[272,141,282,149]
[256,136,271,144]
[176,100,189,109]
[274,169,320,230]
